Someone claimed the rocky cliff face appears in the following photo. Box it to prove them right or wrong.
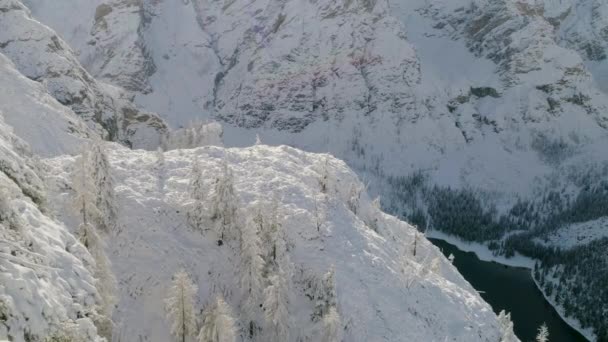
[0,0,167,149]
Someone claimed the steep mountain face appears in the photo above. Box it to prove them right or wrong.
[15,1,608,339]
[21,0,608,188]
[43,144,510,342]
[0,53,93,156]
[0,115,105,342]
[3,0,608,340]
[0,0,167,149]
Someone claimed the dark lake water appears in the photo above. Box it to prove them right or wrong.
[430,238,589,342]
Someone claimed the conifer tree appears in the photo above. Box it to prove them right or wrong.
[72,146,100,228]
[211,160,238,241]
[497,310,517,342]
[156,146,166,191]
[188,156,206,232]
[263,266,291,342]
[319,155,330,194]
[536,323,549,342]
[0,186,19,230]
[198,296,237,342]
[322,306,342,342]
[91,140,117,233]
[314,267,338,320]
[72,146,116,340]
[239,209,265,325]
[165,270,198,342]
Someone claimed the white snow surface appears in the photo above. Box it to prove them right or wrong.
[43,144,510,342]
[0,116,104,342]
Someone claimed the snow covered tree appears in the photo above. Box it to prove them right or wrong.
[156,146,166,191]
[72,146,100,228]
[412,230,419,257]
[263,266,291,342]
[255,134,262,145]
[77,221,116,340]
[261,197,290,273]
[91,140,117,233]
[536,323,549,342]
[165,270,198,342]
[198,296,237,342]
[0,186,20,230]
[313,194,326,233]
[210,160,238,241]
[239,210,265,325]
[429,257,441,274]
[318,155,331,194]
[72,146,116,339]
[347,183,363,215]
[322,306,342,342]
[497,310,517,342]
[188,156,206,232]
[314,267,338,321]
[367,197,382,233]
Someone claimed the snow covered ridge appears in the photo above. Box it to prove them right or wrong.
[42,144,515,341]
[0,0,168,150]
[0,116,106,342]
[0,53,93,157]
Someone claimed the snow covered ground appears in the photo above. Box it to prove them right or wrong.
[0,115,105,342]
[42,144,512,341]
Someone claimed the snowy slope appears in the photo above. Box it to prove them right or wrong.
[0,53,93,157]
[0,116,105,342]
[44,144,511,342]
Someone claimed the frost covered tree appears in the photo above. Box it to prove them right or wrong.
[91,140,117,233]
[156,146,166,191]
[78,222,116,340]
[210,160,238,241]
[261,197,290,274]
[165,270,198,342]
[314,267,338,320]
[72,146,100,228]
[367,197,382,233]
[322,306,342,342]
[318,155,331,194]
[536,323,549,342]
[497,310,517,342]
[0,186,20,230]
[198,296,237,342]
[239,210,265,326]
[347,183,363,215]
[263,266,291,342]
[72,146,116,339]
[412,230,420,257]
[429,257,441,274]
[188,156,206,232]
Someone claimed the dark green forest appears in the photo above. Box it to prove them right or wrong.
[385,173,608,341]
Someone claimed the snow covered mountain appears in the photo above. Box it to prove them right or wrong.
[42,143,511,342]
[19,0,608,194]
[0,0,167,149]
[2,0,608,340]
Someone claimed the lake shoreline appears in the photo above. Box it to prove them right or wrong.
[426,230,595,342]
